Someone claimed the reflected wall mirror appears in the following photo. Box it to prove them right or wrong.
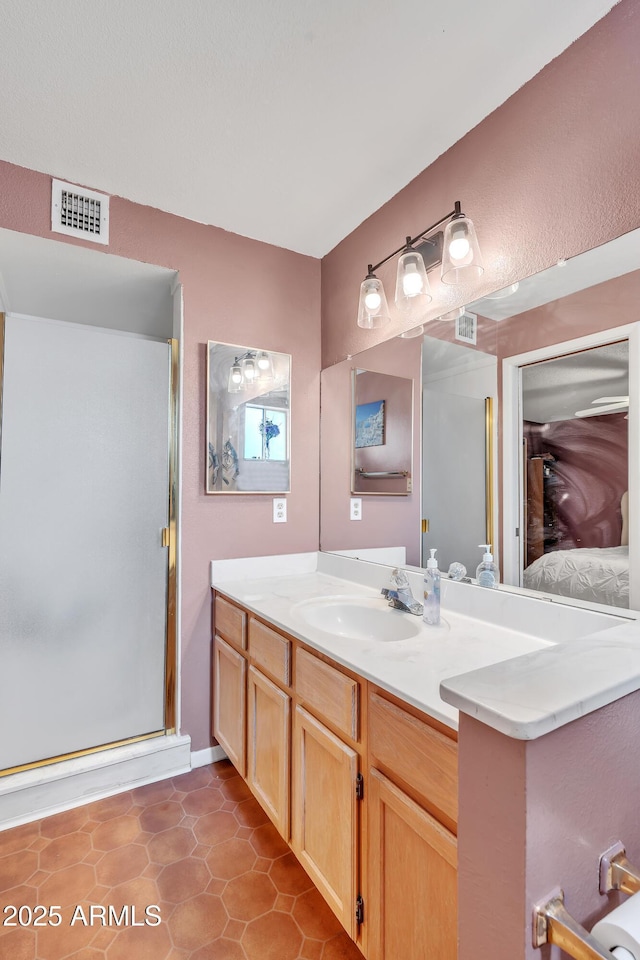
[206,340,291,494]
[352,369,413,496]
[319,225,640,615]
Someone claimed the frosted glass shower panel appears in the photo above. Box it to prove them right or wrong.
[0,315,171,770]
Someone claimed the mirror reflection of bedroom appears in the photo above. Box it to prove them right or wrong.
[521,340,629,607]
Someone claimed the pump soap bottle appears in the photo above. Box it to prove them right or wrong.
[423,548,441,625]
[476,544,499,589]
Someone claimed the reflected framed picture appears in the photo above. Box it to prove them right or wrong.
[355,399,385,448]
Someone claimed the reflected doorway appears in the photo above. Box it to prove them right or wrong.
[503,326,639,610]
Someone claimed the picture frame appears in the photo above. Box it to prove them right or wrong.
[355,399,385,448]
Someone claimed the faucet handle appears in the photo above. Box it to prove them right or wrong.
[390,567,409,587]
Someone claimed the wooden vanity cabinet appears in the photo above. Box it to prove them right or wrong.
[246,617,292,840]
[211,590,460,960]
[291,649,362,940]
[212,594,248,776]
[367,687,458,960]
[212,635,247,776]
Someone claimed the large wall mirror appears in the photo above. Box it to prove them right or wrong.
[319,226,640,614]
[206,340,291,494]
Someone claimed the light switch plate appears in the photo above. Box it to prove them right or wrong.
[273,498,287,523]
[350,498,362,521]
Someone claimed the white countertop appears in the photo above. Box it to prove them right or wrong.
[210,552,639,738]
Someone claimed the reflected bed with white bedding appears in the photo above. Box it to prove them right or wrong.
[523,545,629,608]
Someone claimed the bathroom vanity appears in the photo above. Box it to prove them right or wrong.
[210,551,635,960]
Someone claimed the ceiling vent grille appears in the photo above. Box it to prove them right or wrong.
[51,179,109,245]
[455,310,477,345]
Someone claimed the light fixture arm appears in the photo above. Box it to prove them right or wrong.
[368,204,459,273]
[357,200,482,329]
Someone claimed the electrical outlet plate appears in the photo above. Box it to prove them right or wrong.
[350,498,362,521]
[273,498,287,523]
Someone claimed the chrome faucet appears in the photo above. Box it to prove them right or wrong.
[381,568,423,616]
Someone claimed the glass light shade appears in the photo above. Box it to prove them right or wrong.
[228,361,242,393]
[241,356,257,381]
[394,250,432,317]
[436,305,465,321]
[357,275,390,328]
[484,282,520,300]
[256,351,274,381]
[400,324,425,339]
[441,215,484,284]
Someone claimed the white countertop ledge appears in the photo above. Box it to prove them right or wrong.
[439,622,640,739]
[210,552,639,739]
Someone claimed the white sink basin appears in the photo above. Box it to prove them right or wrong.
[292,596,423,642]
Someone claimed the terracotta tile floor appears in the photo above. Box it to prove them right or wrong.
[0,760,364,959]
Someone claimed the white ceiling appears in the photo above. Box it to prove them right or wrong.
[0,0,616,258]
[522,341,629,423]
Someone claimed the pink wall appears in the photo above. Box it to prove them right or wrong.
[459,693,640,960]
[320,336,421,564]
[321,0,640,367]
[0,159,321,751]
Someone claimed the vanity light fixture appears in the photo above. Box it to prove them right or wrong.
[357,201,484,329]
[227,351,275,392]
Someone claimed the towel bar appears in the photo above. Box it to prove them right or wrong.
[600,842,640,896]
[355,469,409,478]
[533,889,615,960]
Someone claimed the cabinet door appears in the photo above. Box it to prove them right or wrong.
[368,767,457,960]
[292,705,358,938]
[212,635,247,776]
[247,665,291,839]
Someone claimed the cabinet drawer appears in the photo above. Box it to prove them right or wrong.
[249,618,291,686]
[296,647,359,741]
[369,691,458,826]
[214,594,246,650]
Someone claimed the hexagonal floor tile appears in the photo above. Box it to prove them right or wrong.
[0,759,366,960]
[222,871,277,921]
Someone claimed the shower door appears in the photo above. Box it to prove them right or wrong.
[422,389,488,574]
[0,313,172,772]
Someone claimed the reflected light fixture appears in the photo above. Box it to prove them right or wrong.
[228,358,243,393]
[399,324,425,339]
[484,282,520,300]
[256,350,275,381]
[228,351,274,393]
[436,305,465,322]
[241,355,256,381]
[357,201,484,328]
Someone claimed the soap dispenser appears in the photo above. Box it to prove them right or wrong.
[423,548,441,625]
[476,544,499,589]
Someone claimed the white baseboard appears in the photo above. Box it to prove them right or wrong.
[0,733,192,831]
[191,745,227,768]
